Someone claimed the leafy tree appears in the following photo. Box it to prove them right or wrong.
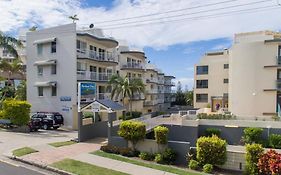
[173,81,187,105]
[15,81,26,100]
[185,90,193,106]
[0,32,22,58]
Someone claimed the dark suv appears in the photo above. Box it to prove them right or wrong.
[31,112,64,130]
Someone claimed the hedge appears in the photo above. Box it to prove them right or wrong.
[154,126,169,144]
[243,127,264,144]
[205,128,221,137]
[196,135,227,165]
[245,144,264,175]
[2,99,31,126]
[269,134,281,149]
[118,121,146,147]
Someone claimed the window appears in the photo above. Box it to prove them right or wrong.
[51,86,57,96]
[196,94,208,102]
[77,62,86,71]
[37,44,43,55]
[224,64,229,69]
[76,40,87,52]
[51,65,56,75]
[196,80,208,88]
[51,42,56,53]
[196,65,208,75]
[38,87,43,96]
[37,66,43,76]
[224,79,229,84]
[2,49,8,57]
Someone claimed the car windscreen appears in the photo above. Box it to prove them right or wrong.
[54,115,63,120]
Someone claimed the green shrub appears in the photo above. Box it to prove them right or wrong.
[2,99,31,126]
[203,164,213,173]
[188,160,199,170]
[205,128,221,137]
[100,145,120,154]
[118,121,146,149]
[122,111,142,120]
[139,152,155,161]
[243,127,263,144]
[154,126,169,144]
[245,144,264,175]
[269,134,281,149]
[119,147,138,157]
[154,153,164,164]
[197,113,235,120]
[196,135,227,165]
[83,111,93,118]
[162,148,177,164]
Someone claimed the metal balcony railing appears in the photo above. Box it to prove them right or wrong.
[77,49,117,62]
[77,71,113,81]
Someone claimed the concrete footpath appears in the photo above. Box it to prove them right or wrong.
[6,139,176,175]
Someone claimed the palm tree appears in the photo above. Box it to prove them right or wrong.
[0,59,24,84]
[0,33,22,58]
[108,75,145,118]
[69,14,79,23]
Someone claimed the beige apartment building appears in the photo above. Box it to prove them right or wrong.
[194,30,281,119]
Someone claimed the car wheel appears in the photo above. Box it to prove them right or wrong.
[43,124,48,130]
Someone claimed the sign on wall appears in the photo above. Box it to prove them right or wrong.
[91,101,100,112]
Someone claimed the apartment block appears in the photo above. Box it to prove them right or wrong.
[26,23,175,129]
[194,30,281,119]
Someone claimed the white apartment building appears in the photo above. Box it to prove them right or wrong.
[26,23,175,129]
[194,30,281,119]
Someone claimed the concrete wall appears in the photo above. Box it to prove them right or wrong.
[130,139,167,154]
[168,141,190,165]
[164,125,198,146]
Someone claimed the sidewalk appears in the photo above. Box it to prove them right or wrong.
[7,139,176,175]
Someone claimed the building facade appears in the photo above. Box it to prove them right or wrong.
[26,23,175,129]
[194,30,281,119]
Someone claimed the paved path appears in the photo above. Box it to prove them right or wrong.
[21,141,101,165]
[73,153,176,175]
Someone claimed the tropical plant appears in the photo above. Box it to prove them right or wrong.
[185,90,193,106]
[0,59,24,83]
[258,149,281,175]
[269,134,281,149]
[203,164,213,173]
[154,126,169,144]
[188,160,199,170]
[243,127,264,145]
[0,32,22,58]
[15,80,26,100]
[108,75,145,118]
[245,144,264,175]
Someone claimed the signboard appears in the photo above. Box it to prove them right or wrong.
[78,82,96,112]
[91,101,100,112]
[60,96,71,101]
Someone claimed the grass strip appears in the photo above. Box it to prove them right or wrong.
[49,141,76,147]
[12,147,38,157]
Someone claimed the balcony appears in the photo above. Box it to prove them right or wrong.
[147,89,158,94]
[121,62,145,71]
[164,89,176,94]
[131,93,145,100]
[77,71,113,82]
[77,49,118,66]
[146,78,158,84]
[164,81,175,86]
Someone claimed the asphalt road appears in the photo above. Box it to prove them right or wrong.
[0,160,45,175]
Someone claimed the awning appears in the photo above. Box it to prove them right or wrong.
[34,81,57,87]
[33,37,56,45]
[34,59,56,66]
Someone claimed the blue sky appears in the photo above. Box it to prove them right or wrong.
[1,0,280,89]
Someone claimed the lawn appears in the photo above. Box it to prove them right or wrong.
[92,150,202,175]
[12,147,38,157]
[49,140,76,147]
[51,158,128,175]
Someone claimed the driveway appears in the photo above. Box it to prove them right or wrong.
[0,128,77,156]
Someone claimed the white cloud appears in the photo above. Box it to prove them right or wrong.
[0,0,281,49]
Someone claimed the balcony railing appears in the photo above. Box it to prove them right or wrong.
[164,81,175,86]
[146,78,158,83]
[122,62,145,69]
[77,49,117,63]
[77,71,113,81]
[164,89,176,93]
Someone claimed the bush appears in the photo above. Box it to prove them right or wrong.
[243,127,263,144]
[197,113,235,120]
[2,99,31,126]
[269,134,281,149]
[139,152,155,161]
[83,111,93,118]
[119,147,138,157]
[196,135,227,165]
[154,126,169,144]
[100,145,120,154]
[121,111,142,120]
[203,164,213,173]
[188,160,199,170]
[258,149,281,175]
[205,128,221,137]
[245,144,264,175]
[118,121,146,148]
[154,148,177,165]
[154,153,164,164]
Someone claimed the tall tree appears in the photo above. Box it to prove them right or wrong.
[174,81,186,105]
[0,33,22,58]
[185,90,194,106]
[15,80,26,100]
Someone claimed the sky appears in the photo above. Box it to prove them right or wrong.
[0,0,281,89]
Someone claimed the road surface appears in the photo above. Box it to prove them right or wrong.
[0,160,45,175]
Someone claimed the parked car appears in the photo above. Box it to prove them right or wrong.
[28,118,42,131]
[31,112,64,130]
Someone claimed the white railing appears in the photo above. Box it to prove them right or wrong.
[122,62,145,69]
[164,81,175,86]
[77,71,112,81]
[77,49,117,62]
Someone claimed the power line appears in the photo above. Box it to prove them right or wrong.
[97,0,274,28]
[91,0,239,24]
[101,5,280,30]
